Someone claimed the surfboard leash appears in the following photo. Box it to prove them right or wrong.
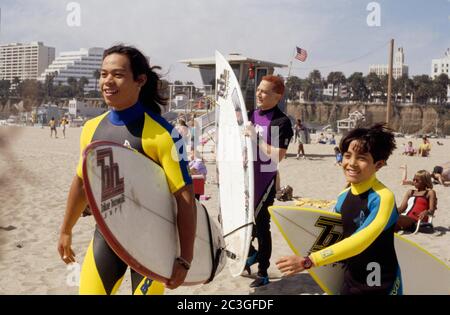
[200,202,222,284]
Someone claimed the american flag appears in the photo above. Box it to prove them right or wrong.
[295,46,308,62]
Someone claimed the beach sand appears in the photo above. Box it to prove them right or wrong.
[0,126,448,294]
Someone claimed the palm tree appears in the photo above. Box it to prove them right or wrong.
[0,80,11,99]
[308,70,322,85]
[12,77,21,96]
[327,72,346,100]
[433,73,449,105]
[308,70,322,101]
[412,75,433,104]
[395,74,414,103]
[44,71,57,99]
[93,69,101,93]
[286,76,302,101]
[78,76,89,97]
[67,77,78,98]
[348,72,368,101]
[301,79,314,101]
[365,73,382,102]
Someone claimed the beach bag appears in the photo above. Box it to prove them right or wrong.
[276,185,293,201]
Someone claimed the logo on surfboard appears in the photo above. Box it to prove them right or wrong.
[310,216,343,253]
[216,69,229,100]
[96,147,125,218]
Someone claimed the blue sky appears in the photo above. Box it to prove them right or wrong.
[0,0,449,84]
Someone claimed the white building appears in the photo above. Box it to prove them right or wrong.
[323,83,348,98]
[431,48,450,79]
[369,47,409,79]
[431,49,450,104]
[0,42,55,81]
[39,47,104,92]
[68,98,107,119]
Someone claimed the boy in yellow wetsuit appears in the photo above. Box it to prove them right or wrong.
[277,124,402,294]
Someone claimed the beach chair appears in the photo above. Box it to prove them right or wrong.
[413,214,434,235]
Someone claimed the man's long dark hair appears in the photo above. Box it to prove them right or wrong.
[103,45,168,114]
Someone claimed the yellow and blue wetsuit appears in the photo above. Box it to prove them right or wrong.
[310,175,402,295]
[76,102,192,295]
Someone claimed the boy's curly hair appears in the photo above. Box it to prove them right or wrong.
[339,123,397,162]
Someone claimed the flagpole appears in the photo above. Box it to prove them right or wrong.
[287,47,296,78]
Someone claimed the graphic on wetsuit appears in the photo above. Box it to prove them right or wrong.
[79,228,165,295]
[309,175,402,295]
[76,102,191,295]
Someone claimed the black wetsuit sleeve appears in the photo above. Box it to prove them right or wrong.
[270,115,293,149]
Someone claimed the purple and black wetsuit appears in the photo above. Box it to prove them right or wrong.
[249,106,293,277]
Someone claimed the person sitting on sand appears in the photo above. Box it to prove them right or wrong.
[402,141,416,156]
[317,133,327,144]
[334,146,342,166]
[431,164,450,186]
[395,170,437,232]
[417,136,431,157]
[402,164,450,187]
[328,134,336,145]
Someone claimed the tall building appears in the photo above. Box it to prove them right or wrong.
[369,47,409,79]
[431,49,450,104]
[0,42,55,81]
[431,48,450,79]
[39,47,104,92]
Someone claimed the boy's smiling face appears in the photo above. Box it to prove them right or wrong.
[342,140,384,184]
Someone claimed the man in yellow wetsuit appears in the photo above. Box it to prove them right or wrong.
[57,45,196,295]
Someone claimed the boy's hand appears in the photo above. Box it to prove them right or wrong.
[276,255,304,276]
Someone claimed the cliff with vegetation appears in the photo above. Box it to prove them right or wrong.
[286,101,450,135]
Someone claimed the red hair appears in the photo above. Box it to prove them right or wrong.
[261,75,285,95]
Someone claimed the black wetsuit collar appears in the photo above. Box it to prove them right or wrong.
[109,102,145,126]
[257,105,278,115]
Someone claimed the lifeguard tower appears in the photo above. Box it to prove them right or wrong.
[337,110,366,134]
[179,53,287,111]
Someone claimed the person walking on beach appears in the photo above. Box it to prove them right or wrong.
[244,75,293,287]
[277,124,403,294]
[49,117,57,138]
[294,119,308,159]
[57,45,196,295]
[60,117,68,139]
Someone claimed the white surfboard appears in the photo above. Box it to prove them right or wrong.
[269,206,450,295]
[215,51,255,277]
[82,141,226,285]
